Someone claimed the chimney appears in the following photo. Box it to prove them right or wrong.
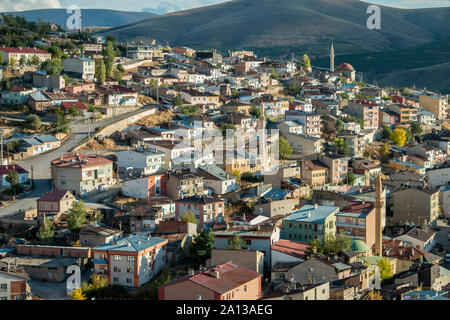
[188,268,195,276]
[210,269,220,279]
[307,211,311,218]
[314,203,318,209]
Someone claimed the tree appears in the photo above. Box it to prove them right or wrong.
[366,290,383,300]
[9,57,17,67]
[173,95,183,106]
[70,288,87,300]
[335,138,350,156]
[25,114,42,131]
[52,108,70,133]
[335,119,343,132]
[401,87,411,96]
[29,55,41,66]
[228,234,246,250]
[341,92,350,100]
[232,170,241,183]
[180,210,197,224]
[249,106,261,118]
[381,143,390,161]
[117,64,125,73]
[103,40,115,77]
[69,107,81,119]
[389,128,407,146]
[270,68,279,80]
[68,201,87,232]
[41,58,63,75]
[410,121,423,136]
[307,232,352,257]
[382,125,393,140]
[39,217,54,245]
[19,55,26,66]
[301,54,311,71]
[377,258,393,284]
[190,230,215,265]
[5,170,19,196]
[279,136,293,160]
[95,59,106,85]
[347,172,356,185]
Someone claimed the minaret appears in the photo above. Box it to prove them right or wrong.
[374,175,384,257]
[330,42,335,73]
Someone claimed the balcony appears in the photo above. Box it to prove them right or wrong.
[336,222,365,229]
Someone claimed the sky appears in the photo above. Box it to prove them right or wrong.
[1,0,449,14]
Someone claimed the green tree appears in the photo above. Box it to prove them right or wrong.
[29,55,41,66]
[25,114,42,131]
[9,57,17,67]
[301,54,311,71]
[279,136,293,160]
[5,170,19,196]
[41,58,63,75]
[410,121,423,136]
[335,119,343,132]
[95,59,106,85]
[381,143,390,162]
[180,210,197,224]
[307,232,352,257]
[173,95,183,106]
[389,128,407,146]
[190,230,215,265]
[270,68,279,80]
[103,40,115,77]
[401,87,411,96]
[382,125,393,140]
[347,172,356,185]
[69,107,81,119]
[335,138,350,156]
[68,201,87,232]
[39,217,55,245]
[377,258,393,285]
[341,92,350,100]
[232,170,241,183]
[117,64,125,73]
[249,106,261,118]
[228,234,246,250]
[19,55,26,66]
[52,108,70,133]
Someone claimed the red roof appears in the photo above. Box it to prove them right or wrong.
[337,62,354,71]
[0,164,28,175]
[61,101,88,111]
[51,153,112,169]
[271,239,308,259]
[0,47,50,55]
[163,261,261,294]
[38,190,72,202]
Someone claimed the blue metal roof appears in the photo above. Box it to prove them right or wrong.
[286,204,339,223]
[94,235,167,252]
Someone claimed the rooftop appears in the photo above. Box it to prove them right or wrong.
[285,204,339,223]
[93,235,168,253]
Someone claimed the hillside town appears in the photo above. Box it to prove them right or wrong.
[0,15,449,301]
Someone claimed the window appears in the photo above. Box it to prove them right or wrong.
[127,256,135,262]
[0,284,7,291]
[127,267,133,273]
[126,278,132,284]
[243,285,247,292]
[113,267,121,272]
[113,277,119,283]
[113,255,122,261]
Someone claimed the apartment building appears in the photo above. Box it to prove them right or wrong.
[420,94,448,120]
[116,149,165,178]
[0,271,32,300]
[285,111,322,137]
[180,89,220,107]
[346,100,380,129]
[50,153,115,196]
[166,169,205,200]
[92,235,168,288]
[63,57,95,81]
[0,47,51,64]
[175,195,225,231]
[121,174,167,199]
[320,154,349,184]
[284,204,339,242]
[300,160,328,187]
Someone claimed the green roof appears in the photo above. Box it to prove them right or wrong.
[350,239,370,253]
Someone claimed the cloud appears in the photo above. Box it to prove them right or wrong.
[0,0,62,12]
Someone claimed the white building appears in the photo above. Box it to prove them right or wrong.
[63,57,95,80]
[0,47,51,65]
[116,150,165,177]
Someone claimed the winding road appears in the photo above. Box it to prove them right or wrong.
[0,107,152,217]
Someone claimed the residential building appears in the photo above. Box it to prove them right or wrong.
[0,271,32,300]
[92,235,168,288]
[208,249,265,274]
[63,57,95,80]
[0,47,51,64]
[121,174,167,199]
[1,86,34,105]
[284,204,339,242]
[50,153,115,196]
[346,100,380,130]
[212,224,280,266]
[395,225,437,252]
[180,89,220,108]
[166,169,204,200]
[79,222,123,247]
[197,165,238,195]
[175,195,225,231]
[336,202,376,249]
[158,261,262,300]
[285,111,322,137]
[300,160,328,187]
[391,187,440,226]
[0,164,29,189]
[36,190,76,218]
[145,140,194,170]
[129,205,164,233]
[271,240,307,269]
[420,94,448,120]
[116,150,165,178]
[320,154,349,184]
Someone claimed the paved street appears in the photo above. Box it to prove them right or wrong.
[0,107,152,217]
